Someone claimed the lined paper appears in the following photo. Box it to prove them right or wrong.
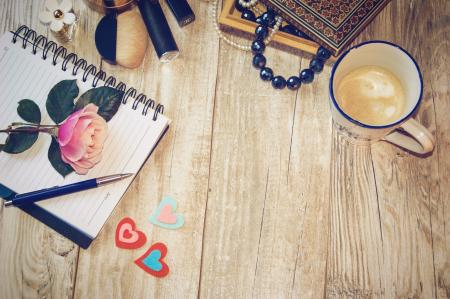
[0,32,169,237]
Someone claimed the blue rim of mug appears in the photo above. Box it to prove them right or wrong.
[329,40,423,129]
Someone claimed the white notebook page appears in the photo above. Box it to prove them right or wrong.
[0,32,169,238]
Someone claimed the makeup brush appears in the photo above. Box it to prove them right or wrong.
[95,10,148,69]
[116,10,148,68]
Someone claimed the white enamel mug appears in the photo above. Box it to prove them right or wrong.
[329,41,435,154]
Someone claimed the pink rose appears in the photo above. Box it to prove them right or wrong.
[58,104,108,175]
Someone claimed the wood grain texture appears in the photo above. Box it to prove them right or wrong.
[0,0,448,298]
[198,42,298,298]
[198,28,332,298]
[420,1,450,298]
[369,1,441,298]
[74,1,219,298]
[327,134,384,298]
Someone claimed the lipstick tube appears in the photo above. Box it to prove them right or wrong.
[138,0,179,62]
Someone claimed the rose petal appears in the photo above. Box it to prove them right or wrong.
[50,20,64,32]
[85,151,103,164]
[70,163,89,175]
[60,143,85,163]
[58,109,84,146]
[82,103,99,114]
[91,132,105,148]
[60,118,92,161]
[60,0,73,12]
[61,154,90,174]
[79,128,94,148]
[79,112,100,122]
[57,104,107,176]
[86,144,103,158]
[45,0,59,11]
[72,157,95,169]
[91,118,108,141]
[60,152,72,165]
[39,11,53,24]
[63,12,76,25]
[85,138,103,152]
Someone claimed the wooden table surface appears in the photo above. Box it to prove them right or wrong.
[0,0,449,298]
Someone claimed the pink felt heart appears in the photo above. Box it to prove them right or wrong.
[156,205,177,224]
[115,217,147,250]
[119,223,139,243]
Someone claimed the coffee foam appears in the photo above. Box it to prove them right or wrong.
[336,65,406,126]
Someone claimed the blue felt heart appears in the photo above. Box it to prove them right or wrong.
[142,250,163,271]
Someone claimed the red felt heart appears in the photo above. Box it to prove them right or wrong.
[115,217,147,250]
[135,242,170,278]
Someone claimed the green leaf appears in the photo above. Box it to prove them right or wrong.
[2,130,38,154]
[48,137,73,177]
[46,80,79,124]
[75,86,122,122]
[17,99,41,124]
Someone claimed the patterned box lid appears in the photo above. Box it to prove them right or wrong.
[260,0,391,55]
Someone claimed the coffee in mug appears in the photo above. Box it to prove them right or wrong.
[335,65,406,126]
[329,41,435,154]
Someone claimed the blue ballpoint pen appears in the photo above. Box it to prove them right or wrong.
[3,173,133,208]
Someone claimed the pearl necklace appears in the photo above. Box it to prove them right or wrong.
[211,0,282,51]
[211,0,333,90]
[239,0,258,8]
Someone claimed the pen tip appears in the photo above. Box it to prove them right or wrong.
[122,173,134,178]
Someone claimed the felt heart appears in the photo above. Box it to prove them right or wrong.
[157,205,177,224]
[115,217,147,250]
[149,197,184,229]
[143,250,163,271]
[135,242,169,277]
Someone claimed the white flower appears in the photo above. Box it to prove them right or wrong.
[39,0,76,32]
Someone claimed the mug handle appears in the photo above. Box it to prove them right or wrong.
[383,118,435,154]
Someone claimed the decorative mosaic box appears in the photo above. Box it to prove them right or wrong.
[260,0,391,55]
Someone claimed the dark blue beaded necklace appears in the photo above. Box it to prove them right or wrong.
[250,10,332,90]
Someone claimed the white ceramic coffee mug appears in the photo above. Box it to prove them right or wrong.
[329,41,435,154]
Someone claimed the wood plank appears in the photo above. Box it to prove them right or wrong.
[0,1,96,298]
[74,1,220,298]
[0,0,39,31]
[421,1,450,298]
[0,0,448,298]
[369,0,440,298]
[198,18,332,296]
[326,1,447,298]
[327,134,384,298]
[323,2,393,298]
[254,60,333,299]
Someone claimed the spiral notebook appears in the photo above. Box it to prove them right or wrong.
[0,26,170,249]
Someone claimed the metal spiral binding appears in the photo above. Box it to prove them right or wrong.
[12,25,163,121]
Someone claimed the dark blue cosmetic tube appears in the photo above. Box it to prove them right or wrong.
[137,0,179,62]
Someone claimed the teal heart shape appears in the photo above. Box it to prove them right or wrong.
[149,197,184,229]
[142,250,163,271]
